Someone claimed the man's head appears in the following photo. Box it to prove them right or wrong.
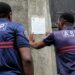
[0,2,12,20]
[56,13,74,30]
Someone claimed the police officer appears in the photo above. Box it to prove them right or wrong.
[0,2,34,75]
[29,13,75,75]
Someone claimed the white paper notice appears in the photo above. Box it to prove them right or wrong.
[31,17,45,34]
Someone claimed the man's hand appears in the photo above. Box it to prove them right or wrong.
[29,33,46,49]
[29,33,35,42]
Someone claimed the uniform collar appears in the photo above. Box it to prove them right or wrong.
[0,18,9,22]
[63,24,74,30]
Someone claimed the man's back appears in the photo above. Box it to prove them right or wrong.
[42,26,75,75]
[0,2,34,75]
[54,29,75,52]
[53,27,75,75]
[0,18,29,75]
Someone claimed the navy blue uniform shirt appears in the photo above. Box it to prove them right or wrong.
[43,26,75,75]
[0,18,30,75]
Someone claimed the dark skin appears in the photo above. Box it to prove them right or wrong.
[7,13,34,75]
[19,47,34,75]
[29,33,46,49]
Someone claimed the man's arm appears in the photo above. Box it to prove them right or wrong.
[29,34,46,49]
[19,47,34,75]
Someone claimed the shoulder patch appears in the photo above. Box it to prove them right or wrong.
[0,23,7,31]
[62,31,75,37]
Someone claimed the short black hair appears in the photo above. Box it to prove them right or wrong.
[59,13,74,24]
[0,2,12,18]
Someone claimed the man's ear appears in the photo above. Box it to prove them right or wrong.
[8,12,12,21]
[61,19,66,26]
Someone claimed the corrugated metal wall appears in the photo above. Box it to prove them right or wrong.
[49,0,75,31]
